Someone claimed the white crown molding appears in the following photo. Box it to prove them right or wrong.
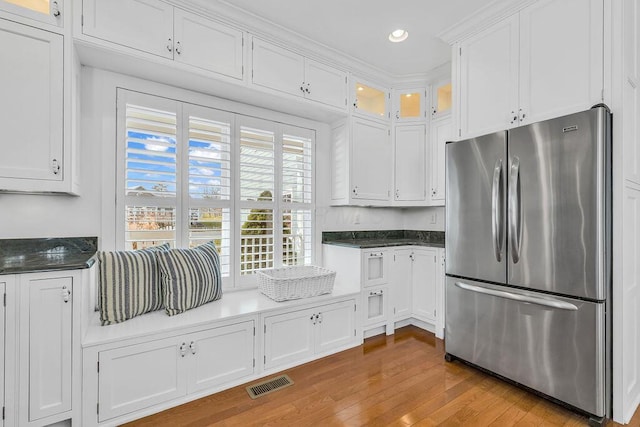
[437,0,538,45]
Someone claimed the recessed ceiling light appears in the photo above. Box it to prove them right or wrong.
[389,29,408,43]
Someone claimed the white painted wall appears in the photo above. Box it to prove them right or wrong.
[402,207,445,231]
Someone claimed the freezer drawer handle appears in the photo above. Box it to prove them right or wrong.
[509,157,522,263]
[454,282,578,311]
[491,159,504,262]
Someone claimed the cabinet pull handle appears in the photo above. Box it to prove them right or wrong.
[519,109,526,122]
[189,341,197,355]
[62,285,71,303]
[300,82,305,93]
[509,110,518,125]
[52,1,61,17]
[317,313,322,324]
[310,314,316,325]
[52,159,61,175]
[305,83,311,94]
[180,342,187,357]
[396,111,400,120]
[167,38,173,52]
[352,186,358,196]
[353,99,358,109]
[175,41,182,55]
[395,189,399,199]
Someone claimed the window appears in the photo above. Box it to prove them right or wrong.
[117,90,315,287]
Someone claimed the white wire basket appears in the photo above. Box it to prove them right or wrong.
[257,265,336,302]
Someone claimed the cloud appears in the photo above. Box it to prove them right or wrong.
[144,136,172,152]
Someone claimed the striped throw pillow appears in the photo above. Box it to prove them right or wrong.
[98,243,170,325]
[157,241,223,316]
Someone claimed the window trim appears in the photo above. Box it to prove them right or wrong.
[116,88,315,289]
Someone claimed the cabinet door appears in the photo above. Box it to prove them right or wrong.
[518,0,603,125]
[252,38,305,97]
[430,118,451,205]
[431,80,452,120]
[174,8,243,79]
[459,15,519,138]
[412,249,438,323]
[98,338,187,422]
[352,79,389,120]
[361,249,390,287]
[264,308,315,370]
[315,300,356,354]
[364,286,389,327]
[351,118,392,201]
[28,277,72,421]
[392,249,412,320]
[393,88,425,122]
[83,0,174,59]
[0,0,63,26]
[394,125,426,202]
[186,321,254,394]
[0,20,63,184]
[304,59,347,109]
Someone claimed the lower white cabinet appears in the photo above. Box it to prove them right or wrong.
[363,286,389,328]
[411,248,439,323]
[263,299,357,370]
[97,320,255,422]
[19,272,74,424]
[392,249,413,320]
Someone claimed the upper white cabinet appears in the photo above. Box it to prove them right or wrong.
[352,78,390,121]
[431,80,452,120]
[393,87,426,122]
[457,0,603,138]
[394,124,426,202]
[429,117,451,205]
[83,0,244,80]
[331,117,392,205]
[0,0,63,27]
[0,18,76,193]
[252,38,347,109]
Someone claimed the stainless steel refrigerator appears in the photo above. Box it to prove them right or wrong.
[445,106,611,422]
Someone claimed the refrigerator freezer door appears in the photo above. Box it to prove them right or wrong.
[446,131,507,284]
[507,108,608,300]
[445,277,605,417]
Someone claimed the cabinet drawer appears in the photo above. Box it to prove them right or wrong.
[362,249,390,286]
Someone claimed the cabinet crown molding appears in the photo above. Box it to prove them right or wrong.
[437,0,538,44]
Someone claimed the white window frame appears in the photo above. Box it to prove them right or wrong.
[116,89,315,289]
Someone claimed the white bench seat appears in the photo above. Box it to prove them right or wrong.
[82,286,359,348]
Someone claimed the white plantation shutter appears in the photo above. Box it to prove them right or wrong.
[282,132,312,204]
[282,208,312,266]
[240,125,275,201]
[186,106,233,278]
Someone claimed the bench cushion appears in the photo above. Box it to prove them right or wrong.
[157,241,223,316]
[98,243,170,325]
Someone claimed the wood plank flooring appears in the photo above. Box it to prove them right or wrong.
[125,326,640,427]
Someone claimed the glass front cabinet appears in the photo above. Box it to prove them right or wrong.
[351,78,389,121]
[431,79,452,120]
[0,0,63,26]
[393,87,426,122]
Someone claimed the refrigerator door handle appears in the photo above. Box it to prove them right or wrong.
[492,159,504,262]
[453,282,579,311]
[509,157,521,263]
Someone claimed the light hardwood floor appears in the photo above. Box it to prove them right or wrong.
[125,326,640,426]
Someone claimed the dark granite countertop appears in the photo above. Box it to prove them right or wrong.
[322,230,444,249]
[0,237,98,274]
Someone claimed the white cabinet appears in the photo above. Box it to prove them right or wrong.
[98,320,255,422]
[173,8,243,79]
[83,0,243,79]
[19,273,73,423]
[363,286,389,328]
[392,249,413,320]
[252,38,347,109]
[411,248,438,323]
[263,300,356,370]
[351,78,390,121]
[0,18,69,193]
[429,117,451,205]
[0,0,63,27]
[457,0,603,138]
[431,80,452,120]
[331,117,392,205]
[361,249,391,287]
[394,125,427,202]
[393,87,426,122]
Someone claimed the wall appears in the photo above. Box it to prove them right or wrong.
[402,207,445,231]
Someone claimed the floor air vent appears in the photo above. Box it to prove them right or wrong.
[246,374,294,399]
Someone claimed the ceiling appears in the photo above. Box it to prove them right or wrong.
[216,0,489,77]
